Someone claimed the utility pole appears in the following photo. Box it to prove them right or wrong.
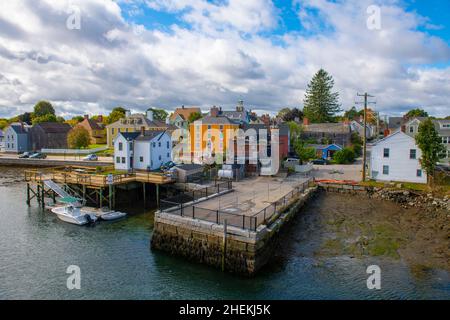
[356,93,376,182]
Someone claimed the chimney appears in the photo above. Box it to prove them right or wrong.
[141,126,145,136]
[125,110,131,118]
[210,106,219,117]
[303,117,310,126]
[146,109,154,121]
[96,115,103,123]
[181,105,185,109]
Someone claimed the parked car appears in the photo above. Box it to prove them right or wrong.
[19,152,31,159]
[312,159,328,165]
[29,152,47,159]
[83,154,98,161]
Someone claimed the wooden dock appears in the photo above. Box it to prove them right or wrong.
[24,166,174,210]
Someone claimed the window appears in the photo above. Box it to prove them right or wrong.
[417,169,422,177]
[382,165,389,175]
[167,141,170,149]
[129,142,133,149]
[140,156,143,162]
[158,142,161,147]
[118,142,123,151]
[383,148,389,158]
[443,124,450,128]
[409,126,414,133]
[409,149,416,159]
[207,125,211,129]
[116,157,120,164]
[121,157,125,164]
[152,142,156,148]
[112,128,115,134]
[167,153,170,158]
[159,155,162,161]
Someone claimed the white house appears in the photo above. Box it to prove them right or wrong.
[370,131,427,183]
[113,129,172,171]
[350,120,375,139]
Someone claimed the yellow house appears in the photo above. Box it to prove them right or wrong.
[106,110,175,147]
[190,106,239,163]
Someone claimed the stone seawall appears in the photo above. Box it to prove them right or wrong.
[151,186,318,275]
[318,182,449,211]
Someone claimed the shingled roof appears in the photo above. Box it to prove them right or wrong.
[170,106,201,121]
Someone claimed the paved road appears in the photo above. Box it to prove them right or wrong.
[0,153,113,163]
[311,158,364,182]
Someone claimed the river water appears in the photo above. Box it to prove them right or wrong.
[0,167,449,300]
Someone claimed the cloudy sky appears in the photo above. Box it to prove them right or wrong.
[0,0,449,119]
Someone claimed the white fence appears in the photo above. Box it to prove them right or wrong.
[295,163,313,174]
[41,146,108,154]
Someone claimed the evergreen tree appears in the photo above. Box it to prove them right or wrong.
[303,69,341,123]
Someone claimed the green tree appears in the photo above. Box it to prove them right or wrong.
[33,101,55,117]
[0,119,8,130]
[188,111,202,123]
[287,121,302,145]
[294,140,316,164]
[148,108,168,121]
[18,112,33,125]
[32,114,57,125]
[406,108,429,118]
[415,118,445,185]
[303,69,341,123]
[344,106,359,120]
[333,148,356,164]
[277,108,303,122]
[107,107,127,124]
[67,126,90,149]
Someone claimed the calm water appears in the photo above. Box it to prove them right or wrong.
[0,167,449,300]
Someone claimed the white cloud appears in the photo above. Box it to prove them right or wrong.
[0,0,449,119]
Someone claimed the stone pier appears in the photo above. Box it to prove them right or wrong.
[151,186,318,275]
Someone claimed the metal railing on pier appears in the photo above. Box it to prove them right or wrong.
[160,178,313,232]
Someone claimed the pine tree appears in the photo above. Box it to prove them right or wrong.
[415,118,445,185]
[303,69,341,123]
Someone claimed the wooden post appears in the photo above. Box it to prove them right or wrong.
[36,184,41,207]
[26,183,30,206]
[41,183,45,210]
[143,182,146,208]
[222,220,227,272]
[100,188,103,208]
[109,185,112,210]
[156,184,160,208]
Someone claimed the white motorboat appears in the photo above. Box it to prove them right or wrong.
[101,211,127,221]
[51,205,98,226]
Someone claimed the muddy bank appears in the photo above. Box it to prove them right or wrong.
[276,191,449,272]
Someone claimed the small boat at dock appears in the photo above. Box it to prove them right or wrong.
[100,211,127,221]
[51,205,98,225]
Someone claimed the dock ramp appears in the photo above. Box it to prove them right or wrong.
[43,180,84,205]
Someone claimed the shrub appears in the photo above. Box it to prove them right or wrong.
[333,147,356,164]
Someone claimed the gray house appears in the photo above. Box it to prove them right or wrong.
[301,119,352,147]
[403,117,450,165]
[29,122,72,151]
[3,123,31,153]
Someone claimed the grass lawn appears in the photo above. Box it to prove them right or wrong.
[87,144,107,149]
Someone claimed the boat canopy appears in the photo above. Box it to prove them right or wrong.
[59,196,81,204]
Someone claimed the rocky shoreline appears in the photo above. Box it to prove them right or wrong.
[317,182,450,212]
[367,187,450,212]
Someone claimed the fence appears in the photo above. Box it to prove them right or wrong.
[160,178,313,231]
[159,180,233,211]
[41,146,109,155]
